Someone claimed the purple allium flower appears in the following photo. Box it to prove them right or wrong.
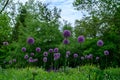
[43,57,47,62]
[27,37,35,44]
[24,54,29,59]
[43,52,48,56]
[97,40,104,46]
[81,56,85,60]
[63,30,71,38]
[96,56,100,60]
[21,47,26,52]
[36,47,41,52]
[28,57,33,62]
[63,39,70,44]
[66,51,70,55]
[74,53,78,58]
[9,60,12,64]
[30,53,34,56]
[54,53,60,60]
[48,49,53,53]
[54,48,59,53]
[13,59,16,62]
[87,54,93,59]
[104,50,109,56]
[3,41,9,45]
[78,35,85,43]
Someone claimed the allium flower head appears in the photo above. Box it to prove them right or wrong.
[24,54,29,59]
[54,48,59,53]
[48,49,53,53]
[3,42,9,45]
[78,35,85,43]
[28,57,33,62]
[63,30,71,38]
[63,39,70,44]
[36,47,41,52]
[43,57,47,62]
[97,40,104,46]
[66,51,70,55]
[87,54,93,59]
[22,47,26,52]
[74,53,78,58]
[54,53,60,60]
[30,53,34,56]
[27,37,35,44]
[104,50,109,56]
[96,57,100,60]
[33,59,38,62]
[43,52,48,56]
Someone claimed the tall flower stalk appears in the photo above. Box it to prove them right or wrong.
[63,30,71,72]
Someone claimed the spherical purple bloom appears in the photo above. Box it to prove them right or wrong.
[43,52,48,56]
[66,51,70,55]
[24,54,29,59]
[97,40,104,46]
[43,57,47,62]
[54,53,60,60]
[28,57,33,62]
[36,47,41,52]
[27,37,35,44]
[96,56,100,60]
[63,30,71,38]
[30,53,34,56]
[87,54,93,59]
[104,50,109,56]
[54,48,59,53]
[78,35,85,43]
[3,41,9,45]
[74,53,78,58]
[21,47,26,52]
[81,56,85,60]
[63,39,70,44]
[13,59,16,62]
[48,49,53,53]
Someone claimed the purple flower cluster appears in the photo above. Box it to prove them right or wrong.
[63,39,69,44]
[43,52,48,56]
[9,59,16,64]
[54,53,60,60]
[97,40,104,46]
[27,37,35,44]
[104,50,109,56]
[36,47,41,52]
[54,48,59,53]
[63,30,71,38]
[86,54,93,59]
[78,35,85,43]
[3,41,9,45]
[49,49,53,53]
[96,56,100,60]
[24,54,29,59]
[66,51,70,58]
[43,57,47,62]
[73,53,78,58]
[22,47,26,52]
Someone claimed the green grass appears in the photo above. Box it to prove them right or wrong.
[0,65,120,80]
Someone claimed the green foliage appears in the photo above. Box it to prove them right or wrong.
[0,65,120,80]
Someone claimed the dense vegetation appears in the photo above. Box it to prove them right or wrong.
[0,0,120,79]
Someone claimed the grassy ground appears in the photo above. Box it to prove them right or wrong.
[0,65,120,80]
